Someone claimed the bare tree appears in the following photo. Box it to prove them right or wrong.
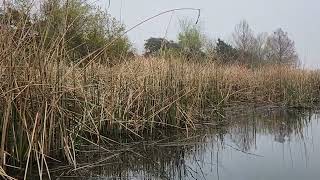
[232,20,255,64]
[265,28,299,66]
[232,20,255,52]
[251,32,268,63]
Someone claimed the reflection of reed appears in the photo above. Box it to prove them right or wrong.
[225,108,312,152]
[51,135,213,179]
[48,108,315,179]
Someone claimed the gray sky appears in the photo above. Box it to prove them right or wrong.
[99,0,319,68]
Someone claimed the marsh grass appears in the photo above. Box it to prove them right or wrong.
[1,53,320,177]
[1,3,320,179]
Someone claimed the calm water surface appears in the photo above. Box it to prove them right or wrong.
[55,108,320,180]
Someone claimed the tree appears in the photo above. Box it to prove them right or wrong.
[265,28,299,66]
[215,38,238,64]
[144,37,180,56]
[178,19,203,54]
[232,20,255,52]
[232,20,255,64]
[252,33,268,62]
[37,0,131,65]
[251,32,268,65]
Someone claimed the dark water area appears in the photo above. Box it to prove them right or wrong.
[47,108,320,180]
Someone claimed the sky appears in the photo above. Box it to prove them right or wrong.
[97,0,320,69]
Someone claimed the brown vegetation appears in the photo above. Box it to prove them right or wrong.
[0,0,319,178]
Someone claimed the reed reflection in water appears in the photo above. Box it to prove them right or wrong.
[53,109,320,180]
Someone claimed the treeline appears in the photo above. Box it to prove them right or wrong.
[0,0,299,67]
[144,20,299,67]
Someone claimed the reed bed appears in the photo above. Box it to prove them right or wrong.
[1,54,320,177]
[1,14,320,180]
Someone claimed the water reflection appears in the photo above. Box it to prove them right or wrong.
[53,108,320,180]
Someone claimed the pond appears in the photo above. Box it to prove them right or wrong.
[51,108,320,180]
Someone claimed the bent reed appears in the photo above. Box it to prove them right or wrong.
[1,2,320,179]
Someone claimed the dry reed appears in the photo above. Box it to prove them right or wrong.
[1,3,320,178]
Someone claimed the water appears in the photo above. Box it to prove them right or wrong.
[54,108,320,180]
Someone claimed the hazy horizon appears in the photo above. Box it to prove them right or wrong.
[98,0,319,69]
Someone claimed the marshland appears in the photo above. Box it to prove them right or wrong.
[1,0,320,179]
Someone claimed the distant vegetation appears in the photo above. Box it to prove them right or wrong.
[144,20,299,67]
[0,0,317,178]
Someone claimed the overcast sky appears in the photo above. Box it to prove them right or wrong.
[98,0,319,68]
